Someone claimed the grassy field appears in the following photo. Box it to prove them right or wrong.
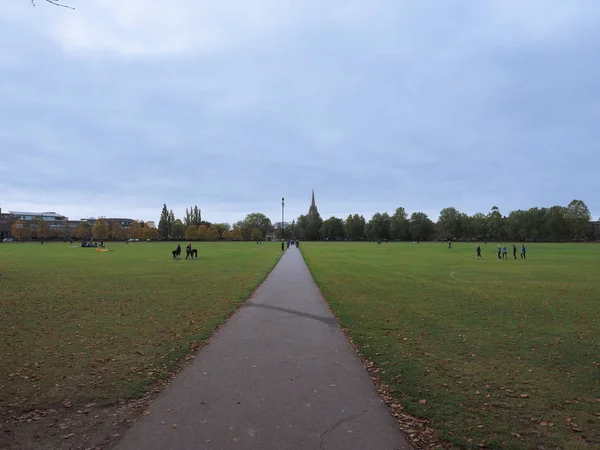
[0,241,281,411]
[302,242,599,450]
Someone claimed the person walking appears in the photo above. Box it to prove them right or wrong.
[497,245,502,261]
[521,244,526,259]
[476,244,482,259]
[502,244,507,260]
[512,244,517,259]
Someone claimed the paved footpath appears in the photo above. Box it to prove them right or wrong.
[115,247,411,450]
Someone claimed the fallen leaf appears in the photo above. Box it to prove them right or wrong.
[520,394,529,398]
[419,399,427,405]
[62,433,75,439]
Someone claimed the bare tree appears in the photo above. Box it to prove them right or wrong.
[31,0,75,10]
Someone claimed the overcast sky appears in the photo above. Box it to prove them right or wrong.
[1,1,599,225]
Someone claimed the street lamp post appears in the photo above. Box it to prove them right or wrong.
[281,197,285,251]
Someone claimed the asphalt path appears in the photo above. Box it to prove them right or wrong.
[114,247,411,450]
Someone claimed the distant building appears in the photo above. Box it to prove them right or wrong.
[82,217,134,228]
[0,207,14,240]
[9,211,68,221]
[590,220,600,241]
[0,209,134,240]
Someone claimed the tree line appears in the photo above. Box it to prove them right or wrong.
[8,199,594,242]
[299,199,593,242]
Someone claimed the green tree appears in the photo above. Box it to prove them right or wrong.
[241,213,273,240]
[486,206,503,241]
[409,212,435,241]
[184,205,202,227]
[344,214,366,240]
[545,206,569,241]
[296,215,308,240]
[506,210,528,241]
[526,207,547,241]
[171,219,185,239]
[322,217,345,240]
[250,228,263,241]
[192,206,202,226]
[470,213,487,240]
[158,204,169,239]
[437,207,461,240]
[564,199,591,240]
[92,218,109,240]
[366,212,391,240]
[390,207,409,240]
[305,198,323,241]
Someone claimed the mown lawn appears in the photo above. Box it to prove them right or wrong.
[0,241,281,411]
[301,242,599,450]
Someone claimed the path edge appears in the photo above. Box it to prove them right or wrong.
[109,249,286,449]
[299,247,442,450]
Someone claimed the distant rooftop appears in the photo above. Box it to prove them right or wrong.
[9,211,66,218]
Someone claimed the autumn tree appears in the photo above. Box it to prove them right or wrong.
[143,223,159,240]
[92,218,109,240]
[231,226,243,241]
[127,220,142,239]
[214,223,231,239]
[185,225,198,240]
[74,222,91,240]
[35,217,50,240]
[11,220,28,240]
[109,222,126,241]
[208,226,220,241]
[221,229,231,240]
[197,225,209,241]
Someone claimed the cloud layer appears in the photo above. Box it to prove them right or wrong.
[1,0,599,223]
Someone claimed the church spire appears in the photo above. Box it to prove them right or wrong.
[311,189,315,208]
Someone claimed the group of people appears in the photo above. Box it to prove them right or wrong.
[81,239,105,248]
[474,243,527,260]
[172,243,198,260]
[284,239,300,249]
